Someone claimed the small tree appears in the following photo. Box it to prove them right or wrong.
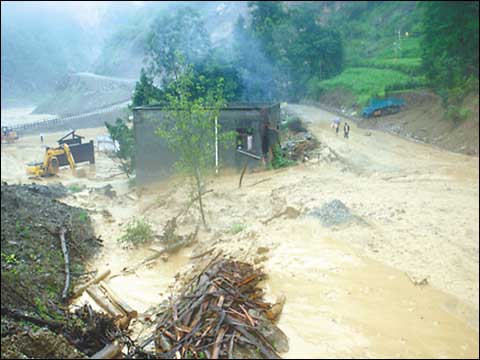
[155,58,232,228]
[105,118,135,177]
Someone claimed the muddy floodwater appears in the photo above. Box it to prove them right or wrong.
[1,104,478,358]
[264,219,477,358]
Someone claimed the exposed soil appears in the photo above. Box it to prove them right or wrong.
[319,89,479,156]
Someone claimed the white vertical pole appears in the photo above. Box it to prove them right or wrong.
[215,116,219,175]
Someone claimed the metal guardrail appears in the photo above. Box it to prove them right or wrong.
[6,99,131,132]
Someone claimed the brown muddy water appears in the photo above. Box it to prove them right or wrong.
[263,219,478,358]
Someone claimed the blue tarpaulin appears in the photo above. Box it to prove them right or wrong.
[362,98,405,118]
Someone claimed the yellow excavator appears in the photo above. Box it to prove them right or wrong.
[26,143,76,177]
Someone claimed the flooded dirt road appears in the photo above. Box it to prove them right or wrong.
[1,104,478,358]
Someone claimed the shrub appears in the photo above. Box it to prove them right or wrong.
[446,105,471,124]
[230,223,245,234]
[270,144,296,169]
[68,184,83,193]
[118,217,154,249]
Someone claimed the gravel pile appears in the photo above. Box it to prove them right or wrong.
[308,199,354,227]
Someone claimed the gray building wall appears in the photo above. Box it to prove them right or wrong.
[133,103,280,184]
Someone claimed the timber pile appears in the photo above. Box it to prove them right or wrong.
[65,304,124,357]
[137,259,288,359]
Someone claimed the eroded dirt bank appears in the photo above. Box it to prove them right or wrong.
[1,104,478,358]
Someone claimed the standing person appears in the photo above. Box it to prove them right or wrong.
[335,121,340,136]
[344,122,350,139]
[40,133,44,144]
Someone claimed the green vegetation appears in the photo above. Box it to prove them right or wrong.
[230,223,245,234]
[245,1,343,100]
[355,58,422,76]
[270,144,296,170]
[419,1,479,121]
[67,184,83,193]
[420,2,478,92]
[76,209,88,224]
[155,57,234,228]
[132,7,242,107]
[118,217,154,249]
[309,68,425,106]
[15,220,31,239]
[1,252,18,265]
[105,117,136,177]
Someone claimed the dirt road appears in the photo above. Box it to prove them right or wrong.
[1,104,478,358]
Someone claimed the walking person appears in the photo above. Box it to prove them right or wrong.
[335,121,340,136]
[344,122,350,139]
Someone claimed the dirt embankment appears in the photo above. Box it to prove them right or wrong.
[0,182,107,357]
[319,89,479,156]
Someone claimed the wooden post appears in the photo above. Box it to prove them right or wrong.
[59,228,70,301]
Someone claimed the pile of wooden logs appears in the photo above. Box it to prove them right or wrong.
[135,259,288,359]
[71,270,138,331]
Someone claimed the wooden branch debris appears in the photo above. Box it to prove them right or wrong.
[405,272,429,286]
[86,285,124,319]
[72,270,111,299]
[90,342,123,359]
[261,206,300,225]
[130,259,288,359]
[99,281,138,319]
[118,226,199,277]
[1,307,63,330]
[247,178,272,187]
[59,227,71,302]
[238,163,248,188]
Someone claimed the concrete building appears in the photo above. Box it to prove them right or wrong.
[132,103,280,184]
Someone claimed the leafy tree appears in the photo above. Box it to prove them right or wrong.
[132,68,162,107]
[246,1,343,100]
[105,118,136,177]
[193,60,243,102]
[420,2,479,91]
[155,58,233,228]
[248,1,286,59]
[146,7,210,87]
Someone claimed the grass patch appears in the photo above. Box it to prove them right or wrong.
[309,67,426,106]
[76,209,88,223]
[356,58,422,76]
